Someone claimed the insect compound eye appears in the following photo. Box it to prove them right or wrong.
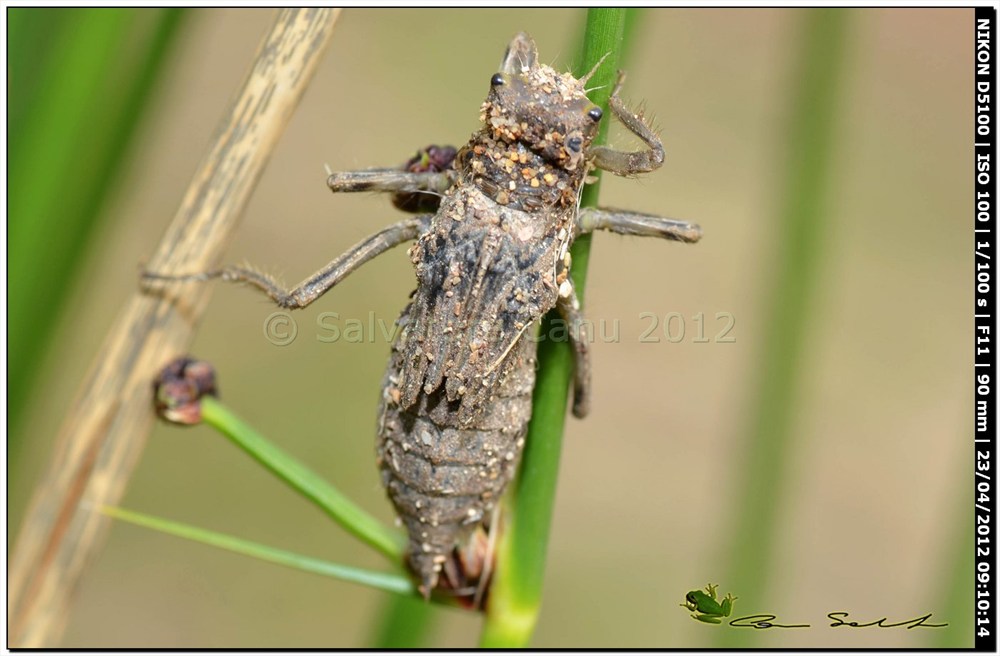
[490,73,505,87]
[588,107,603,122]
[566,136,583,152]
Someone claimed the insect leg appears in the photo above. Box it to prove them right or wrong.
[590,72,665,176]
[326,169,454,196]
[472,504,501,610]
[557,286,592,419]
[329,168,455,214]
[142,215,430,309]
[329,144,458,214]
[575,207,702,244]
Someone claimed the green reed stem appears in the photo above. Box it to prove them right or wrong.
[479,9,633,647]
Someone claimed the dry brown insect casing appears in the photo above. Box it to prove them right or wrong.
[143,31,701,604]
[374,35,607,597]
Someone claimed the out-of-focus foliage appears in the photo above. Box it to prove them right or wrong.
[8,8,186,442]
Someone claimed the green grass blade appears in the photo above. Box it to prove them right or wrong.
[101,506,415,596]
[8,9,187,443]
[7,10,71,152]
[199,396,407,562]
[480,9,632,647]
[716,9,853,647]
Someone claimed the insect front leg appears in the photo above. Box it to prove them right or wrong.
[557,285,592,419]
[575,207,702,244]
[142,215,431,309]
[590,72,665,176]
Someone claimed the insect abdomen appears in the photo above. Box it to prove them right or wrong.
[376,304,536,593]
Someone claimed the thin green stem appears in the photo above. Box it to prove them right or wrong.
[199,396,406,562]
[102,506,414,596]
[480,9,632,647]
[367,593,439,648]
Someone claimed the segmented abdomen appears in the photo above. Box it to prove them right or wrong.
[376,302,536,593]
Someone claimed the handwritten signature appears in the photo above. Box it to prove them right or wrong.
[727,612,948,630]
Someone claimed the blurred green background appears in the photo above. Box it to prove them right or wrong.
[8,8,972,648]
